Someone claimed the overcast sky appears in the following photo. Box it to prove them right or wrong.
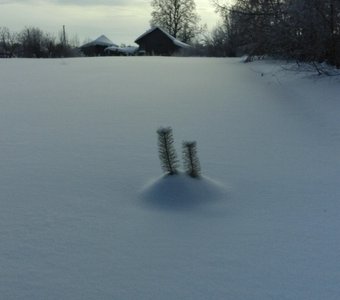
[0,0,228,45]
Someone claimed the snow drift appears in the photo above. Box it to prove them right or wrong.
[140,173,227,211]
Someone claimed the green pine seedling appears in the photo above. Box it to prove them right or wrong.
[182,141,201,178]
[157,127,179,175]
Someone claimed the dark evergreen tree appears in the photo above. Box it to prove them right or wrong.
[183,141,201,178]
[157,127,179,175]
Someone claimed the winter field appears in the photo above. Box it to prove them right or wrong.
[0,57,340,299]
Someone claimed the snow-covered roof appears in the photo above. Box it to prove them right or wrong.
[105,45,138,55]
[81,35,118,48]
[135,27,191,49]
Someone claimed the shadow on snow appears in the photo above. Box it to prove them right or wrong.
[139,173,227,212]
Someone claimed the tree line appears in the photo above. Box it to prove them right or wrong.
[1,0,339,68]
[0,26,80,58]
[148,0,339,67]
[205,0,340,67]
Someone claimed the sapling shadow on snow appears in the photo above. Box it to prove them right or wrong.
[157,127,179,175]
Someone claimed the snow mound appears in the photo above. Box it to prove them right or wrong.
[140,173,227,211]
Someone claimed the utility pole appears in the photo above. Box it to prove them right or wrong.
[62,25,66,45]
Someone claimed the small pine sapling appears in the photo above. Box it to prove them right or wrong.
[182,141,201,178]
[157,127,179,175]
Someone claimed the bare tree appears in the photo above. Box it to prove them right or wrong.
[150,0,201,43]
[0,27,18,57]
[213,0,340,68]
[18,27,48,58]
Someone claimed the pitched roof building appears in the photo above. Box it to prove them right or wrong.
[80,35,118,56]
[135,27,190,56]
[104,45,138,56]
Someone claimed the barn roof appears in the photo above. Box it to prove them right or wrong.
[135,27,191,49]
[81,35,118,48]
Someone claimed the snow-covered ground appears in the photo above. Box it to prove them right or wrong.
[0,57,339,299]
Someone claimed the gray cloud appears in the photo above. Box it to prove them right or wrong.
[0,0,145,6]
[51,0,144,5]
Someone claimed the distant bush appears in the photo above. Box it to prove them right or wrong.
[0,26,80,58]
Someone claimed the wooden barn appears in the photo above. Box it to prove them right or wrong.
[80,35,118,56]
[135,27,190,56]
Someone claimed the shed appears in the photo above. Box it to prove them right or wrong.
[135,27,190,56]
[80,35,118,56]
[104,45,138,56]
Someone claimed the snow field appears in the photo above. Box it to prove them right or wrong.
[0,57,340,299]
